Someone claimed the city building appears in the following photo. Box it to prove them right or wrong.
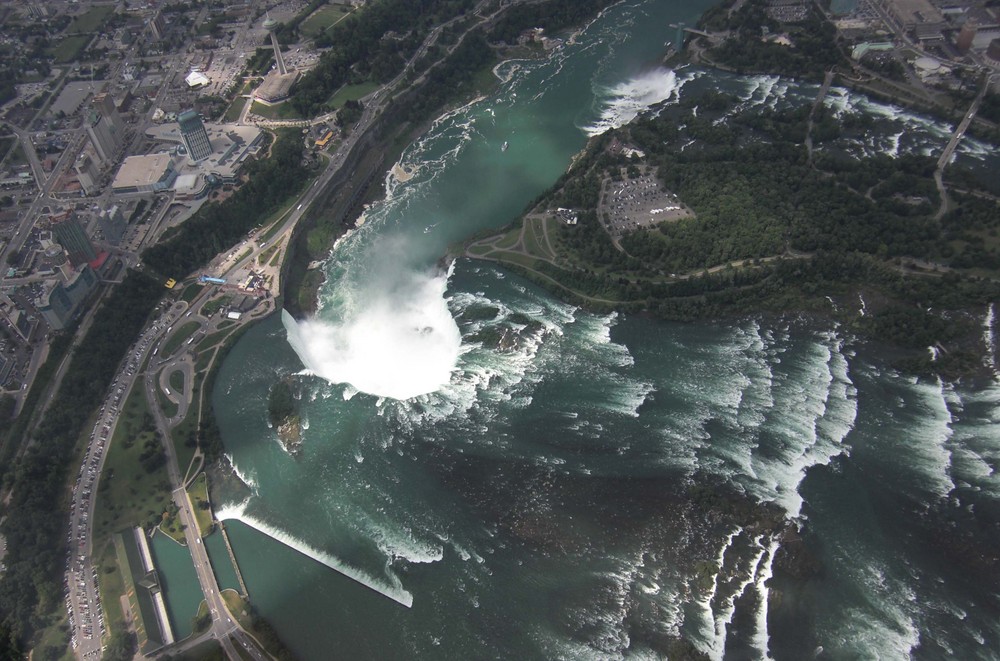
[86,93,125,166]
[987,37,1000,67]
[145,122,265,185]
[178,110,212,162]
[74,150,102,195]
[875,0,945,34]
[112,153,178,194]
[149,10,168,41]
[185,70,210,88]
[35,265,97,330]
[956,21,977,54]
[53,217,98,267]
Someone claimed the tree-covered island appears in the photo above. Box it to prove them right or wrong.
[463,0,1000,380]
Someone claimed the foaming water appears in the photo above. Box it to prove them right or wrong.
[209,0,1000,655]
[217,499,414,607]
[283,264,462,401]
[584,66,700,136]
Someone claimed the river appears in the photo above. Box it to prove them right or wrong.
[211,1,1000,658]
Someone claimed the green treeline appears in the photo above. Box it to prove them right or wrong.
[291,0,478,116]
[492,84,1000,373]
[388,30,496,124]
[143,131,309,277]
[616,99,945,271]
[488,0,619,43]
[0,272,163,644]
[699,0,843,78]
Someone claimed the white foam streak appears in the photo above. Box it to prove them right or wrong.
[984,303,996,372]
[226,454,258,493]
[909,377,956,499]
[751,539,779,660]
[217,499,413,608]
[584,67,699,136]
[695,527,742,647]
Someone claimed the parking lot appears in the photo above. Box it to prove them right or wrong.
[599,167,693,240]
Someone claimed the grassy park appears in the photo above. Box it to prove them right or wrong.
[181,284,204,303]
[66,6,115,33]
[163,321,201,356]
[188,473,214,536]
[156,380,178,419]
[299,4,352,38]
[169,368,186,396]
[93,387,173,546]
[250,100,302,120]
[47,35,90,63]
[328,82,379,109]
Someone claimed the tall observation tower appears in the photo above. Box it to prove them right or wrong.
[255,15,298,104]
[263,17,288,76]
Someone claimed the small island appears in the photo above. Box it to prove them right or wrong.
[268,378,303,455]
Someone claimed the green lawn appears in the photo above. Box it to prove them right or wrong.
[328,81,379,109]
[155,377,178,418]
[257,245,279,265]
[181,283,204,303]
[250,100,302,120]
[169,368,186,396]
[33,608,73,661]
[5,141,28,168]
[496,228,521,250]
[196,330,229,353]
[93,385,174,548]
[162,321,201,357]
[66,6,115,33]
[490,251,540,270]
[0,136,17,164]
[222,590,252,631]
[48,35,90,63]
[172,393,201,483]
[95,542,126,643]
[172,636,224,661]
[223,97,248,123]
[188,473,213,536]
[300,4,352,37]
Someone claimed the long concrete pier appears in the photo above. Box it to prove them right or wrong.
[220,523,250,598]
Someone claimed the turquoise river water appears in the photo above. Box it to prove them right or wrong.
[210,1,1000,659]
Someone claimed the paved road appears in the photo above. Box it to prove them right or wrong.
[66,303,182,659]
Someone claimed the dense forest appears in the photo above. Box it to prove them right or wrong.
[487,85,1000,375]
[387,29,496,124]
[290,0,478,116]
[698,0,844,79]
[143,131,309,277]
[0,272,163,647]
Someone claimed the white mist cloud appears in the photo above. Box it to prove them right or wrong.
[283,235,462,401]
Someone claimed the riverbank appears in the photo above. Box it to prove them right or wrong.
[461,62,1000,379]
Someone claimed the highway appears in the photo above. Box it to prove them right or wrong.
[65,301,180,659]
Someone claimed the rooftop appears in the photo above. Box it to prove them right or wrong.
[111,153,174,190]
